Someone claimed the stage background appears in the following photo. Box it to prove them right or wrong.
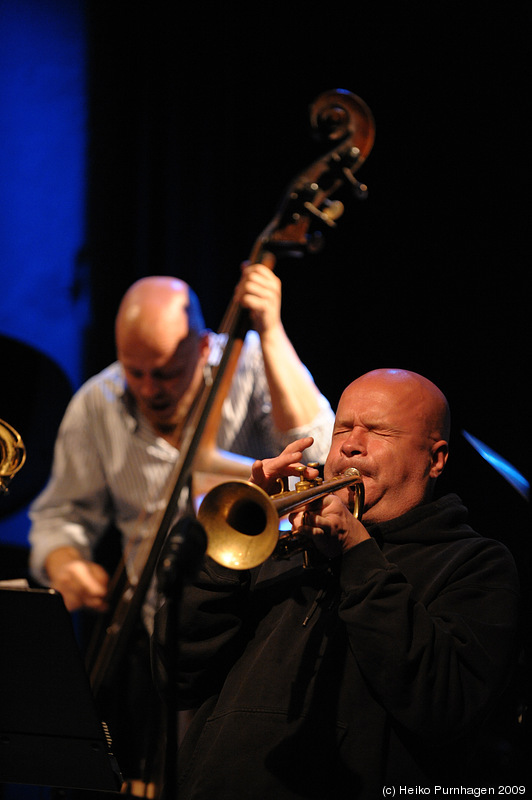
[0,0,530,788]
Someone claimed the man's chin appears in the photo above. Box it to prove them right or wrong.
[144,407,179,432]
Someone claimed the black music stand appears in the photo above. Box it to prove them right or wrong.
[0,586,123,792]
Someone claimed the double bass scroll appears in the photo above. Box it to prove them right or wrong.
[249,88,375,265]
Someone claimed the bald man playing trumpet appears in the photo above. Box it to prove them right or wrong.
[155,368,521,798]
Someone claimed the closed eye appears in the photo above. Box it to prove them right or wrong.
[332,427,357,439]
[333,425,397,439]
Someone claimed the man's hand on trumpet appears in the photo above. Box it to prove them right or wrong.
[289,494,370,559]
[249,436,319,494]
[250,437,370,558]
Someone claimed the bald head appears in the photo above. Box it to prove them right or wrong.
[353,369,451,442]
[115,276,208,436]
[115,276,205,351]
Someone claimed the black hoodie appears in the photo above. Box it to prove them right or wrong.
[154,494,520,799]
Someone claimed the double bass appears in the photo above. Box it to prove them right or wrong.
[86,87,375,793]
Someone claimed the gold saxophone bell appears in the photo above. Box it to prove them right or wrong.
[197,467,364,570]
[0,419,26,493]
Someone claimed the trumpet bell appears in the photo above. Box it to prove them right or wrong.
[197,479,280,570]
[0,419,26,493]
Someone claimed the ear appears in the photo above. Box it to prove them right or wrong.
[429,440,449,479]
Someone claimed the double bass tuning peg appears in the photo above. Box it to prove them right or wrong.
[330,146,369,200]
[303,197,345,227]
[347,176,368,200]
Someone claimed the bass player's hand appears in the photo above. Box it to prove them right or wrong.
[45,546,109,612]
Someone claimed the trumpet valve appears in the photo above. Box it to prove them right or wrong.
[294,464,322,493]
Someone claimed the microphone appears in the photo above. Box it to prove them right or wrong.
[156,516,207,596]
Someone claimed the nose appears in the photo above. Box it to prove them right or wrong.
[138,374,163,398]
[340,426,368,458]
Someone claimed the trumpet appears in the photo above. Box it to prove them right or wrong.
[0,419,26,493]
[197,466,364,570]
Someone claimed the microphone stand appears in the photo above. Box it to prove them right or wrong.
[156,516,207,800]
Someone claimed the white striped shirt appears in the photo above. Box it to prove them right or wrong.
[29,331,334,595]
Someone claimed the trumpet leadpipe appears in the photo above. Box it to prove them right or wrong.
[271,467,364,518]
